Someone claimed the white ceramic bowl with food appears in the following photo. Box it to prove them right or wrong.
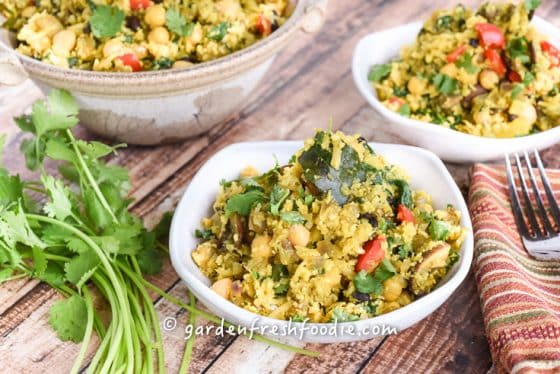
[352,17,560,163]
[169,140,474,343]
[0,0,327,145]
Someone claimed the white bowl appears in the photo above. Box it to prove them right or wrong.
[169,141,474,343]
[352,17,560,163]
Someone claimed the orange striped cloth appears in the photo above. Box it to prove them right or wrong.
[469,164,560,374]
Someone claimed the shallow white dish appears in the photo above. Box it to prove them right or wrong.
[352,17,560,163]
[169,141,473,343]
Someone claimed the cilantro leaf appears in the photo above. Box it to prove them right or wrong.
[391,179,413,209]
[195,229,214,240]
[225,190,266,216]
[507,38,531,64]
[353,259,396,295]
[0,206,45,249]
[279,211,305,224]
[331,308,359,322]
[524,0,541,11]
[270,185,290,215]
[397,103,411,117]
[431,74,458,95]
[208,22,230,41]
[32,246,47,277]
[32,90,79,138]
[455,53,479,74]
[0,173,23,208]
[273,281,289,295]
[368,64,392,82]
[136,247,163,275]
[90,5,125,38]
[398,244,412,260]
[42,175,75,221]
[272,264,288,281]
[428,220,450,240]
[166,9,194,36]
[64,251,99,286]
[49,295,88,342]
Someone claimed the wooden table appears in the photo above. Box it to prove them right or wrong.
[1,0,560,372]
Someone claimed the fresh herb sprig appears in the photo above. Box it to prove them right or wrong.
[0,90,318,372]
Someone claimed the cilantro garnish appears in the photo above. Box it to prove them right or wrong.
[166,9,194,36]
[397,103,411,117]
[428,219,450,241]
[368,63,392,82]
[507,38,531,64]
[353,259,397,294]
[89,5,125,38]
[208,22,230,41]
[455,53,479,74]
[431,74,458,95]
[331,308,360,322]
[524,0,542,11]
[225,190,266,216]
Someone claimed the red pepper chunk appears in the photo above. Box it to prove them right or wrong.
[397,204,415,223]
[130,0,152,10]
[256,14,272,36]
[508,70,522,83]
[116,53,143,72]
[541,41,560,67]
[475,23,505,50]
[355,235,386,273]
[484,49,506,76]
[447,44,467,63]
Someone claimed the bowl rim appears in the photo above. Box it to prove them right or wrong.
[0,0,322,95]
[168,140,474,342]
[351,16,560,147]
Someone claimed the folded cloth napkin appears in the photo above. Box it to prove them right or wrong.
[469,163,560,374]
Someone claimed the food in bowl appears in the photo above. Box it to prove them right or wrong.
[369,1,560,138]
[0,0,289,71]
[191,130,466,322]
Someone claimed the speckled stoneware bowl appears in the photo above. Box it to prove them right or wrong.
[0,0,327,145]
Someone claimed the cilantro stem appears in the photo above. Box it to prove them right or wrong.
[26,214,134,372]
[70,286,94,374]
[137,276,320,357]
[179,291,196,374]
[65,130,118,224]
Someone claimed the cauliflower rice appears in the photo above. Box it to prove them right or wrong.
[192,130,466,322]
[1,0,289,71]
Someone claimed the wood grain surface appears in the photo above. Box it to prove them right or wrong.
[1,0,560,373]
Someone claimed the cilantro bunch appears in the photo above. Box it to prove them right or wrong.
[0,90,317,373]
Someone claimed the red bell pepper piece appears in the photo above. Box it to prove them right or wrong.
[484,49,506,76]
[356,235,386,273]
[447,44,467,63]
[475,23,505,50]
[508,70,522,83]
[256,14,272,36]
[130,0,152,10]
[397,204,415,223]
[541,41,560,67]
[116,53,143,72]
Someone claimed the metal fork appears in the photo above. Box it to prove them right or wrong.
[505,150,560,260]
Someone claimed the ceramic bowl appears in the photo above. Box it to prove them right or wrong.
[169,141,474,343]
[0,0,328,145]
[352,17,560,163]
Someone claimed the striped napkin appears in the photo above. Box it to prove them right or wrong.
[469,164,560,374]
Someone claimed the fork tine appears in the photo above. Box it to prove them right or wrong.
[534,150,560,229]
[514,153,544,238]
[523,151,555,236]
[505,154,531,239]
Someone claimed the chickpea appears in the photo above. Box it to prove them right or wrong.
[144,5,166,28]
[148,26,170,44]
[440,63,457,78]
[35,35,52,53]
[251,234,272,258]
[398,291,413,306]
[288,224,310,247]
[52,29,76,57]
[479,69,499,90]
[407,76,426,95]
[21,6,36,18]
[103,38,124,58]
[36,14,63,36]
[240,166,259,178]
[211,278,232,300]
[509,100,537,125]
[382,276,403,302]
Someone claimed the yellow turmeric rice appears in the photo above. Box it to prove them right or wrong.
[371,1,560,138]
[1,0,289,71]
[192,130,465,322]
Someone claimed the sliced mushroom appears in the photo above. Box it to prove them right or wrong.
[461,85,488,109]
[415,243,451,273]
